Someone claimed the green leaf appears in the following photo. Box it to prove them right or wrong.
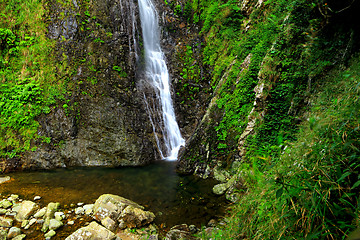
[276,187,284,198]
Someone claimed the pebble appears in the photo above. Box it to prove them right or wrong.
[8,194,19,202]
[83,204,94,215]
[74,207,84,215]
[67,220,75,225]
[21,220,29,228]
[34,196,42,201]
[44,230,56,239]
[77,202,84,206]
[34,207,47,218]
[55,212,65,221]
[24,218,37,230]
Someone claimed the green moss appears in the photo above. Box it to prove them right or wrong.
[0,0,65,157]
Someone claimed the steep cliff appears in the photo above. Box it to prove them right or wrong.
[0,0,159,170]
[171,0,360,238]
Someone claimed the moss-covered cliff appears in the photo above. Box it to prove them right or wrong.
[171,0,360,238]
[0,0,158,170]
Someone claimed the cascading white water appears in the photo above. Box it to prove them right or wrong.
[137,0,185,160]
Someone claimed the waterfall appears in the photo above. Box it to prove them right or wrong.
[137,0,185,160]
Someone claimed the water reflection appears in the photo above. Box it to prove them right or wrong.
[1,161,226,228]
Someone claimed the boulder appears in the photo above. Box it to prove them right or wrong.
[15,201,38,221]
[0,216,13,227]
[65,221,116,240]
[120,205,155,228]
[93,194,142,222]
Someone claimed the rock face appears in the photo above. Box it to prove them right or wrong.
[10,0,158,171]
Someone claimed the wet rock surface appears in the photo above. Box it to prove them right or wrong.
[5,0,158,171]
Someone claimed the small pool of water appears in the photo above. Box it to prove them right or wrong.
[1,161,227,229]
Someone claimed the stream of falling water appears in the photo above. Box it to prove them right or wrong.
[137,0,185,160]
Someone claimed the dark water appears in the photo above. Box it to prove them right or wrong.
[0,161,227,228]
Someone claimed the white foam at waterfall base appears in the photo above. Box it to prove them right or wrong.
[137,0,185,160]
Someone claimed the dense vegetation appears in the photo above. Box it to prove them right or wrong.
[175,0,360,238]
[1,0,359,238]
[0,0,64,158]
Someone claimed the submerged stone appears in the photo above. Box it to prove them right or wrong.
[0,176,10,184]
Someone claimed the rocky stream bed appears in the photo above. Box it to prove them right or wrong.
[0,191,221,240]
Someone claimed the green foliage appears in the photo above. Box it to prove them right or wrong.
[0,0,64,157]
[184,0,360,238]
[112,65,128,78]
[209,55,360,240]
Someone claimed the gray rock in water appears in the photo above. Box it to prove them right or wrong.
[0,176,10,184]
[7,227,21,239]
[49,219,63,230]
[0,209,7,215]
[15,201,39,221]
[0,216,13,227]
[65,221,116,240]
